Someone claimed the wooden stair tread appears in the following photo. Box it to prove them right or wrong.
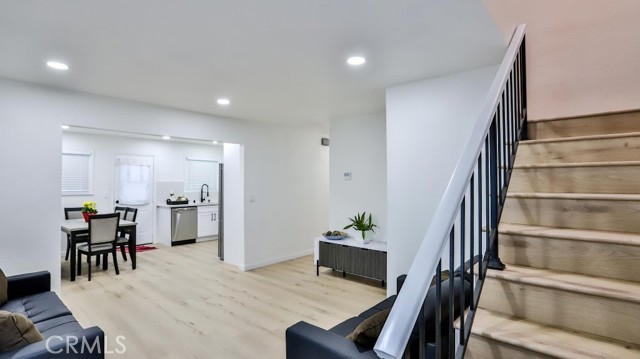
[527,109,640,123]
[471,308,640,359]
[514,160,640,169]
[499,223,640,246]
[521,131,640,145]
[486,264,640,303]
[507,192,640,201]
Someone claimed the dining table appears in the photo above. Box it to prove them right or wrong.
[61,218,137,282]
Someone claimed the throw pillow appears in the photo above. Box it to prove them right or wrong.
[0,269,7,306]
[0,310,44,352]
[347,308,391,348]
[429,270,450,287]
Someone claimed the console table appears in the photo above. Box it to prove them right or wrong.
[314,237,387,286]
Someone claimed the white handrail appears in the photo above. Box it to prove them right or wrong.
[374,23,527,359]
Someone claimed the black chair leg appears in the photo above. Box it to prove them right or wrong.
[96,255,101,267]
[102,254,108,270]
[77,252,82,275]
[65,236,71,261]
[112,248,120,275]
[120,244,128,261]
[88,255,92,281]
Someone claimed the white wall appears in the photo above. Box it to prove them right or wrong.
[485,0,640,120]
[329,113,386,242]
[0,77,329,290]
[0,86,62,290]
[385,65,499,294]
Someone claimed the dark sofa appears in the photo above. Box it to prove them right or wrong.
[286,264,474,359]
[0,271,104,358]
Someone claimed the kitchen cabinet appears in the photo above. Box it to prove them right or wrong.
[197,205,218,240]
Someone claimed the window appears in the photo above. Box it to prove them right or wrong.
[61,151,93,194]
[185,157,218,193]
[115,155,153,205]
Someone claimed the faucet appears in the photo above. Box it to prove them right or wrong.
[200,184,209,203]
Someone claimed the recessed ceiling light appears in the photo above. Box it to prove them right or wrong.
[162,135,171,140]
[61,125,70,129]
[46,61,69,70]
[212,141,219,144]
[217,98,230,106]
[347,56,366,66]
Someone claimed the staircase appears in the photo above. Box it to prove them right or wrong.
[467,110,640,358]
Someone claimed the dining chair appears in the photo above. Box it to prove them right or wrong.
[116,207,138,262]
[76,213,120,281]
[63,207,89,261]
[114,206,128,219]
[95,206,130,267]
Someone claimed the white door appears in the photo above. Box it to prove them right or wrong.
[114,155,154,244]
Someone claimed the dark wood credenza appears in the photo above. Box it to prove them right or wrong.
[314,237,387,286]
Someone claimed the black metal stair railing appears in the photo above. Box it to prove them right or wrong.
[374,24,528,359]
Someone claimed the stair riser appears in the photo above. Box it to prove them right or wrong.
[509,165,640,194]
[502,197,640,233]
[515,135,640,165]
[499,234,640,282]
[479,277,640,344]
[529,111,640,140]
[466,336,554,359]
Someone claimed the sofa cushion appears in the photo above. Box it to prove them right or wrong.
[0,292,72,324]
[0,269,7,306]
[347,308,391,348]
[0,310,44,352]
[34,315,84,339]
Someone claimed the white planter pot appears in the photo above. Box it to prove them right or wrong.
[347,229,372,244]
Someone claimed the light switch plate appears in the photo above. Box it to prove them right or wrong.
[344,172,352,181]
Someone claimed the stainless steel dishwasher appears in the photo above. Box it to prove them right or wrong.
[171,206,198,245]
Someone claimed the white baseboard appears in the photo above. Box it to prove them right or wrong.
[240,248,313,271]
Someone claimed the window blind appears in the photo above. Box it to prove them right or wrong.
[185,158,218,192]
[61,151,92,194]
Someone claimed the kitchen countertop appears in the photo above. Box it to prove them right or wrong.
[156,202,218,208]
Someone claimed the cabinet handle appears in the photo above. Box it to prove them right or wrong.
[214,213,217,221]
[211,213,213,221]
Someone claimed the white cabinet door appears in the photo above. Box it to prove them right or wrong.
[197,206,218,238]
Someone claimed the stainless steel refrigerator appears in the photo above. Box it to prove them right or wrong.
[218,163,224,260]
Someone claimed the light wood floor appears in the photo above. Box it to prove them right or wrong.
[60,241,386,358]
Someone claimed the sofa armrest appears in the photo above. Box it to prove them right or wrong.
[0,326,105,359]
[286,321,380,359]
[7,271,51,300]
[396,274,407,294]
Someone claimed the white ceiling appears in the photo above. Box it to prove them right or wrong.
[0,0,506,126]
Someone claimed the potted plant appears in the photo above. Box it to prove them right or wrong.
[81,201,98,222]
[343,212,378,243]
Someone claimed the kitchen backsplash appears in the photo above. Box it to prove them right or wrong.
[156,180,218,204]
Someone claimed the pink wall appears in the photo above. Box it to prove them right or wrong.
[485,0,640,120]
